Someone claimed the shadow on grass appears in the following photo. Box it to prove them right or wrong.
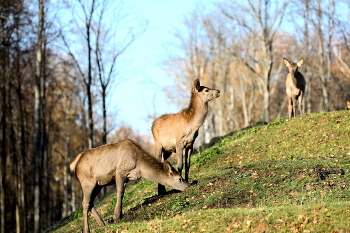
[128,180,198,213]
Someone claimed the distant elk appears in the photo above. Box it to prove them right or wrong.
[283,58,306,118]
[70,140,189,233]
[152,79,220,194]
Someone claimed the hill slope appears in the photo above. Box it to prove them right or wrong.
[48,111,350,232]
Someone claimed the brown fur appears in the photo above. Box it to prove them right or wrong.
[70,139,189,233]
[283,58,306,118]
[347,101,350,110]
[152,79,220,194]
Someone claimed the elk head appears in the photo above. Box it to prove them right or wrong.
[283,58,303,77]
[192,79,220,103]
[163,161,189,191]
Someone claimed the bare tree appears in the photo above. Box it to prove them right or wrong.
[204,17,230,135]
[61,85,72,218]
[312,0,330,112]
[33,0,44,231]
[61,0,97,149]
[0,20,8,232]
[218,0,287,122]
[288,0,312,113]
[203,15,259,129]
[14,15,29,233]
[164,9,214,144]
[61,0,146,150]
[93,0,142,146]
[0,0,151,230]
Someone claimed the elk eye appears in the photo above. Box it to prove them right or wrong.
[205,89,209,92]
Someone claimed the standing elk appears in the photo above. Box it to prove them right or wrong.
[283,58,306,118]
[70,139,189,233]
[151,79,220,194]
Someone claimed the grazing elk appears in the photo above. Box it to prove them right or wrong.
[283,58,306,118]
[70,139,189,233]
[152,79,220,194]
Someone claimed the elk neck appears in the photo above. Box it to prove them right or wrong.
[139,159,170,186]
[291,70,300,78]
[183,92,209,126]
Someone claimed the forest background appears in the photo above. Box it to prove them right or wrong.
[1,0,350,232]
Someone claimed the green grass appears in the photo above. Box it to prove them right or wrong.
[47,111,350,232]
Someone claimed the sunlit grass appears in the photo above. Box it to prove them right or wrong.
[47,111,350,232]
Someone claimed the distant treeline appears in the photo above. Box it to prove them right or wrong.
[0,0,349,232]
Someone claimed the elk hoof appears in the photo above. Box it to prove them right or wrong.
[108,216,122,224]
[190,180,198,186]
[158,185,167,195]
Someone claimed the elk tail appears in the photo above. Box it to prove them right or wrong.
[70,153,82,173]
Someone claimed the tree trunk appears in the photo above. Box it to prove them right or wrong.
[239,76,250,128]
[71,178,76,212]
[228,85,235,130]
[302,0,312,113]
[86,3,94,149]
[62,92,72,217]
[41,36,50,229]
[102,88,108,196]
[87,76,94,149]
[262,41,273,123]
[33,0,44,231]
[15,26,27,232]
[0,70,7,233]
[315,0,329,112]
[102,88,107,145]
[326,0,335,111]
[262,78,270,123]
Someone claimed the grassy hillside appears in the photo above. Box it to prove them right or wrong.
[47,111,350,232]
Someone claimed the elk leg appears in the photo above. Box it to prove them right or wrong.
[162,151,172,161]
[114,175,127,221]
[184,146,193,182]
[292,96,297,117]
[90,185,105,226]
[81,182,97,233]
[91,208,104,226]
[158,151,171,195]
[288,97,293,118]
[154,142,163,162]
[176,144,184,175]
[298,92,304,115]
[158,183,167,195]
[82,196,90,233]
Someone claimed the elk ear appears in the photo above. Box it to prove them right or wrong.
[193,79,200,91]
[163,161,173,176]
[283,58,290,67]
[297,58,304,67]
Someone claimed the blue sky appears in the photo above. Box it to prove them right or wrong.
[111,0,214,136]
